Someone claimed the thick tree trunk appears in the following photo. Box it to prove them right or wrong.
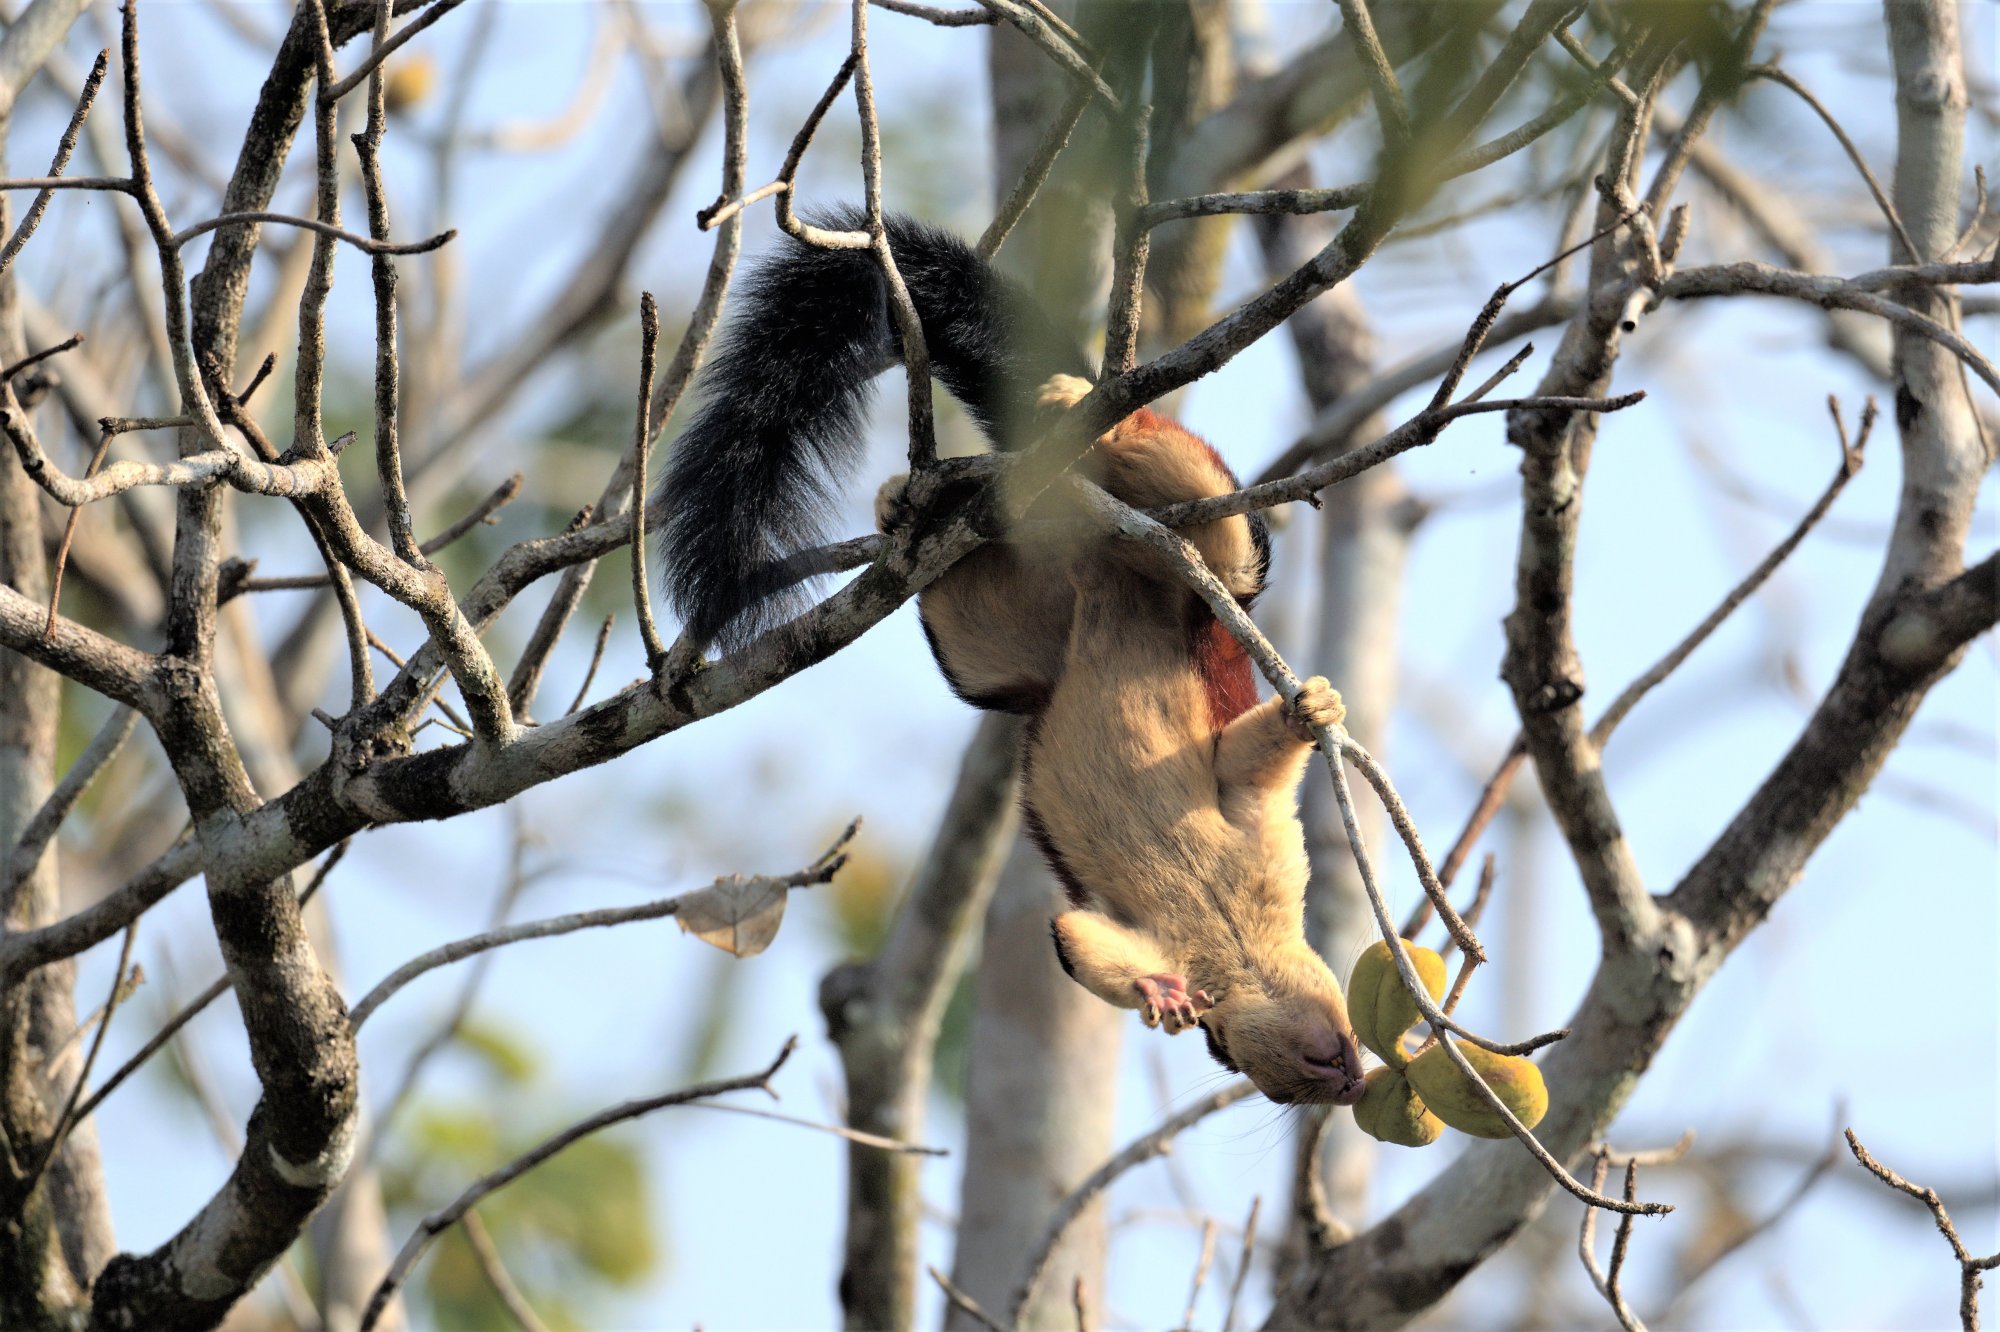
[0,15,118,1315]
[828,714,1019,1331]
[947,837,1121,1330]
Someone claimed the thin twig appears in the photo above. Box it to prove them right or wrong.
[631,292,666,666]
[0,48,108,279]
[19,923,138,1205]
[326,0,470,100]
[770,54,860,248]
[1578,1149,1647,1331]
[677,1100,948,1155]
[1177,1217,1219,1332]
[42,428,115,637]
[360,1036,802,1331]
[1012,1080,1257,1322]
[564,614,615,716]
[978,72,1092,260]
[931,1265,1006,1332]
[459,1208,551,1332]
[1749,65,1917,260]
[848,0,937,468]
[347,825,857,1030]
[0,706,137,922]
[171,210,455,255]
[355,8,425,570]
[1846,1129,2000,1331]
[0,331,83,382]
[1219,1195,1260,1332]
[1593,397,1872,745]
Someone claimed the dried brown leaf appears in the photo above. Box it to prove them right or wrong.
[675,874,789,958]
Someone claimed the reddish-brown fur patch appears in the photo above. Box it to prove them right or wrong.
[1128,409,1232,476]
[1193,613,1257,732]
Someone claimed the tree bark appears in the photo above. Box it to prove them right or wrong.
[947,836,1122,1330]
[826,714,1019,1331]
[0,4,119,1319]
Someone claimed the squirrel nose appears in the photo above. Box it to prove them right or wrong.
[1300,1030,1367,1104]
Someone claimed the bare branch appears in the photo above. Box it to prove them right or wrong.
[932,1264,1006,1332]
[171,210,455,255]
[347,827,855,1030]
[977,72,1092,260]
[1846,1129,1999,1331]
[0,45,106,279]
[0,706,137,921]
[872,0,992,27]
[459,1209,550,1332]
[360,1035,802,1330]
[1749,64,1916,259]
[1012,1080,1257,1323]
[1578,1150,1647,1331]
[1334,0,1408,145]
[326,0,468,100]
[563,614,615,716]
[1660,261,2000,395]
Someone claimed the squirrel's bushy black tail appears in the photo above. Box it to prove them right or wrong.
[655,210,1090,651]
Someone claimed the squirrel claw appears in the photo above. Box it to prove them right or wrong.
[1135,973,1211,1034]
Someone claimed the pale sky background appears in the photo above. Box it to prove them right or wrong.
[15,2,1999,1329]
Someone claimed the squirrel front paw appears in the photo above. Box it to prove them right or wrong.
[1135,973,1213,1034]
[1035,373,1094,413]
[874,473,913,534]
[1283,676,1345,743]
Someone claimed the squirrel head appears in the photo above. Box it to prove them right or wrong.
[1198,944,1366,1106]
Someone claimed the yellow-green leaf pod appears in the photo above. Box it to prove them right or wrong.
[1351,1067,1444,1148]
[1345,939,1447,1066]
[1405,1042,1548,1139]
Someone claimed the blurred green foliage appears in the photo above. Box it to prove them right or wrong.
[374,1020,663,1330]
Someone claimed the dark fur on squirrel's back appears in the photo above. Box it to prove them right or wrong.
[654,210,1092,650]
